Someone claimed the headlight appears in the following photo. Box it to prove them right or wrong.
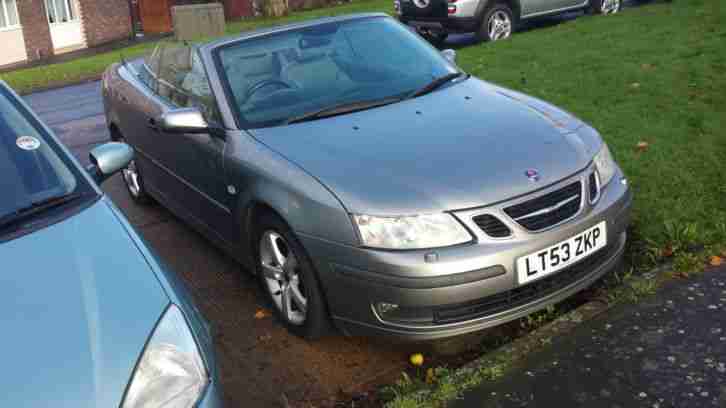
[122,305,208,408]
[353,213,472,249]
[593,144,617,186]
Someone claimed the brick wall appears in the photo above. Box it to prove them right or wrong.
[18,0,54,61]
[78,0,133,47]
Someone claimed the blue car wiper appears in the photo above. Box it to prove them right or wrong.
[0,192,87,231]
[406,72,466,100]
[286,96,403,125]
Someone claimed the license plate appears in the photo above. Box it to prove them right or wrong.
[517,221,607,285]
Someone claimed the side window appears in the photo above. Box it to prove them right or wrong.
[139,45,161,92]
[156,44,221,125]
[179,51,222,124]
[157,43,192,107]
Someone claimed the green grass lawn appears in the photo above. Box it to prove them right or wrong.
[458,0,726,255]
[2,0,724,255]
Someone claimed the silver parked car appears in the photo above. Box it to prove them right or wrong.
[396,0,622,43]
[102,14,631,340]
[0,80,222,407]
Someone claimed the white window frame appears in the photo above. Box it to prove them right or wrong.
[0,0,21,31]
[45,0,79,25]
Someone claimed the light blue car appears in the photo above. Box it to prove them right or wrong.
[0,80,223,407]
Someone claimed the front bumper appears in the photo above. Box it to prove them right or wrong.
[301,167,632,341]
[400,16,480,33]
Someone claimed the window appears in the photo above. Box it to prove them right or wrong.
[155,43,221,124]
[0,0,20,29]
[45,0,77,24]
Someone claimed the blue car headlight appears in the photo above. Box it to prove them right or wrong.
[122,304,208,408]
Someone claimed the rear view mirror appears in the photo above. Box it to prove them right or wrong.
[88,142,133,184]
[159,108,209,134]
[441,49,457,64]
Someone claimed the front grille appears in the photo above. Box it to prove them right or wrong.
[473,214,511,238]
[433,243,614,324]
[589,173,599,203]
[504,181,582,231]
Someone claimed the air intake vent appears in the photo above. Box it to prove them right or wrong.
[589,172,600,203]
[473,214,511,238]
[504,181,582,231]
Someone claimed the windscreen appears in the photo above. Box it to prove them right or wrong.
[0,86,87,220]
[217,16,458,128]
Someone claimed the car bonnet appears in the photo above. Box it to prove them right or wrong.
[251,78,593,215]
[0,199,168,407]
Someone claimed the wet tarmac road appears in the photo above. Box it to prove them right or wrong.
[24,82,412,407]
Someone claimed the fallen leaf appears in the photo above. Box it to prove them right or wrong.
[409,353,424,367]
[631,82,641,89]
[636,141,649,152]
[662,245,674,258]
[254,309,270,319]
[641,63,655,70]
[425,367,435,384]
[709,256,723,266]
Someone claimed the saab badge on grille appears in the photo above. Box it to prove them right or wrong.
[525,169,540,182]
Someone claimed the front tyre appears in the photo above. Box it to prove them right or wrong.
[115,133,152,205]
[589,0,621,14]
[254,212,330,339]
[476,3,515,42]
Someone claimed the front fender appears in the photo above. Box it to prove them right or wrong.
[226,131,359,268]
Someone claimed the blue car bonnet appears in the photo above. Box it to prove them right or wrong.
[0,199,168,407]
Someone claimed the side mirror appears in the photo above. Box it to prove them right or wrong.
[88,142,133,184]
[159,108,209,134]
[441,49,457,64]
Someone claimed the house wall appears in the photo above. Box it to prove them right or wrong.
[78,0,133,47]
[0,28,28,66]
[223,0,254,19]
[17,0,54,62]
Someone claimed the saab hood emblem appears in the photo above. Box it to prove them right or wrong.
[525,169,540,182]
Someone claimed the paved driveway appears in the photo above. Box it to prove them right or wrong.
[25,82,412,407]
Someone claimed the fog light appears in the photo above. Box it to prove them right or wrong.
[448,5,457,13]
[376,302,399,316]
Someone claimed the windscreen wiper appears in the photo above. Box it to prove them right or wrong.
[286,96,403,125]
[406,72,466,100]
[0,192,87,232]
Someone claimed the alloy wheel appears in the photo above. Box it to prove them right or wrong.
[119,138,142,198]
[600,0,620,14]
[488,10,512,41]
[259,231,308,325]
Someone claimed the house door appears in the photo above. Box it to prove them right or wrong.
[139,0,172,34]
[45,0,85,52]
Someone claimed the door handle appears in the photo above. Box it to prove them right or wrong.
[147,117,160,132]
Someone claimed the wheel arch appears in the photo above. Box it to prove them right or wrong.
[476,0,521,21]
[234,178,358,272]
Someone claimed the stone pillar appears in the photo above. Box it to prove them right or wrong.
[18,0,54,61]
[78,0,133,47]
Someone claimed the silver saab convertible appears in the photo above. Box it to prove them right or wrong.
[102,13,631,340]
